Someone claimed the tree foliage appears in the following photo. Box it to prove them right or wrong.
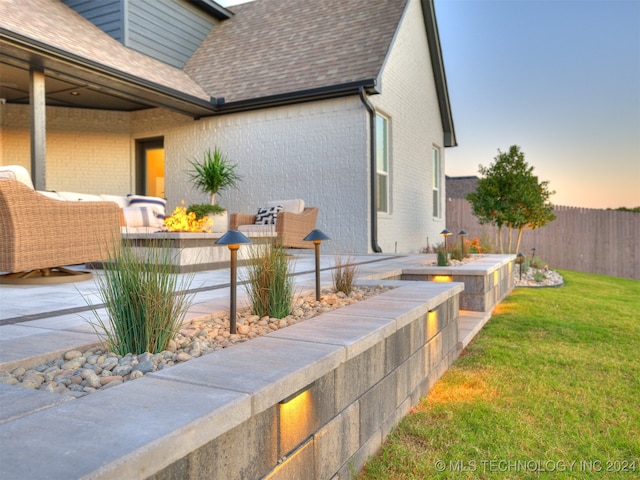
[466,145,556,253]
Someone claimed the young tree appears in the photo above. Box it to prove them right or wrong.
[466,145,556,253]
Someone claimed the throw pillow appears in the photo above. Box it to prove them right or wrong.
[121,206,165,227]
[255,205,283,225]
[127,194,167,227]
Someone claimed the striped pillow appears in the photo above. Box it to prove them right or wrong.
[122,206,162,227]
[126,195,167,227]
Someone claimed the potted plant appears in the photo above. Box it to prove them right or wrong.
[187,203,226,219]
[186,203,228,233]
[187,148,241,233]
[187,147,241,206]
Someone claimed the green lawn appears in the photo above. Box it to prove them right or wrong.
[359,270,640,479]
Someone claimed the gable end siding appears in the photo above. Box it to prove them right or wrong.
[63,0,217,68]
[127,0,217,68]
[62,0,124,42]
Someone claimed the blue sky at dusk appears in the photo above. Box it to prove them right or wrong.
[220,0,639,209]
[435,0,639,209]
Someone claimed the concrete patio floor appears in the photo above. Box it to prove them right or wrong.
[0,252,490,374]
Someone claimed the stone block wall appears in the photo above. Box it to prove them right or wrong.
[148,286,461,480]
[401,256,515,313]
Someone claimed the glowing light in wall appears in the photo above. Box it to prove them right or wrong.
[432,275,452,282]
[279,384,314,454]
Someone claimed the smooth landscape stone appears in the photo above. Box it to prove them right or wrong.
[1,286,390,397]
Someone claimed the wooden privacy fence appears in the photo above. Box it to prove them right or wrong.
[446,199,640,280]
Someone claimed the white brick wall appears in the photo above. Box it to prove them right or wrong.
[371,0,447,253]
[158,97,371,253]
[1,0,448,254]
[1,105,132,194]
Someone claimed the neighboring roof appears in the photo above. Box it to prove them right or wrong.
[0,0,216,116]
[186,0,406,105]
[446,176,479,199]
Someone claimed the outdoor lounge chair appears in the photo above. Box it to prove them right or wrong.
[0,178,121,283]
[229,199,318,249]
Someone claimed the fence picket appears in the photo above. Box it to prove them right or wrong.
[445,199,640,280]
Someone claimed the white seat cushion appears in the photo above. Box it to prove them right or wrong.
[100,194,129,208]
[265,199,304,214]
[238,224,276,234]
[0,165,34,189]
[57,191,104,202]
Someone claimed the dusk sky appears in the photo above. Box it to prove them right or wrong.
[435,0,640,209]
[220,0,639,209]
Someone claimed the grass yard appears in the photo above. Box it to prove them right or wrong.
[358,270,640,479]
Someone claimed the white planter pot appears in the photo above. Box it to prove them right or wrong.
[208,211,228,233]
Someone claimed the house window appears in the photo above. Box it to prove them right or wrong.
[432,147,441,218]
[376,114,389,213]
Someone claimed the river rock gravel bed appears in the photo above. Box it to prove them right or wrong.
[0,285,390,398]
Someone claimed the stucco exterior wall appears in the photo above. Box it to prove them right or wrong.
[371,0,447,253]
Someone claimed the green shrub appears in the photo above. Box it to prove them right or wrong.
[436,243,449,266]
[87,238,194,355]
[533,270,547,282]
[450,244,464,261]
[528,256,547,269]
[333,255,358,295]
[244,240,294,319]
[187,203,225,219]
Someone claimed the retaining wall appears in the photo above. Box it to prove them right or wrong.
[385,255,514,312]
[0,281,462,480]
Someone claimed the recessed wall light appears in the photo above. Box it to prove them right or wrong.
[70,91,80,96]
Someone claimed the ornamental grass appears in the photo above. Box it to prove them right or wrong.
[243,239,295,319]
[332,254,358,295]
[87,238,194,355]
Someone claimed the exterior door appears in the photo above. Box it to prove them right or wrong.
[136,138,164,197]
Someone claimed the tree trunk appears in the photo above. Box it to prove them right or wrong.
[210,193,216,205]
[515,227,525,254]
[497,225,503,253]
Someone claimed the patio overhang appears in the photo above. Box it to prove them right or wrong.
[0,31,217,118]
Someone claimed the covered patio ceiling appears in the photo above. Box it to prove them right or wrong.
[0,41,216,117]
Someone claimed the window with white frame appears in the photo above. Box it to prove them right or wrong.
[376,114,389,213]
[432,147,441,218]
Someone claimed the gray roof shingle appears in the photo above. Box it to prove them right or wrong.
[0,0,210,101]
[185,0,408,103]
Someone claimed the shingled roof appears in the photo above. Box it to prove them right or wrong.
[0,0,214,116]
[185,0,407,105]
[1,0,455,143]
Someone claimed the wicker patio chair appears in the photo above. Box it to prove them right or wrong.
[0,178,121,283]
[230,202,318,249]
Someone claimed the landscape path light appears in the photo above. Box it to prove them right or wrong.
[516,252,526,280]
[303,229,330,302]
[440,229,452,257]
[458,230,467,258]
[215,230,252,334]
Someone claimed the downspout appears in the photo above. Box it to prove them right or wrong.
[359,86,382,253]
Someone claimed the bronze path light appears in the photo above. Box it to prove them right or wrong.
[516,252,526,280]
[440,229,452,258]
[215,230,251,334]
[303,229,330,302]
[458,230,467,258]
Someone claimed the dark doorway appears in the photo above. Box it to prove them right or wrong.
[135,137,165,196]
